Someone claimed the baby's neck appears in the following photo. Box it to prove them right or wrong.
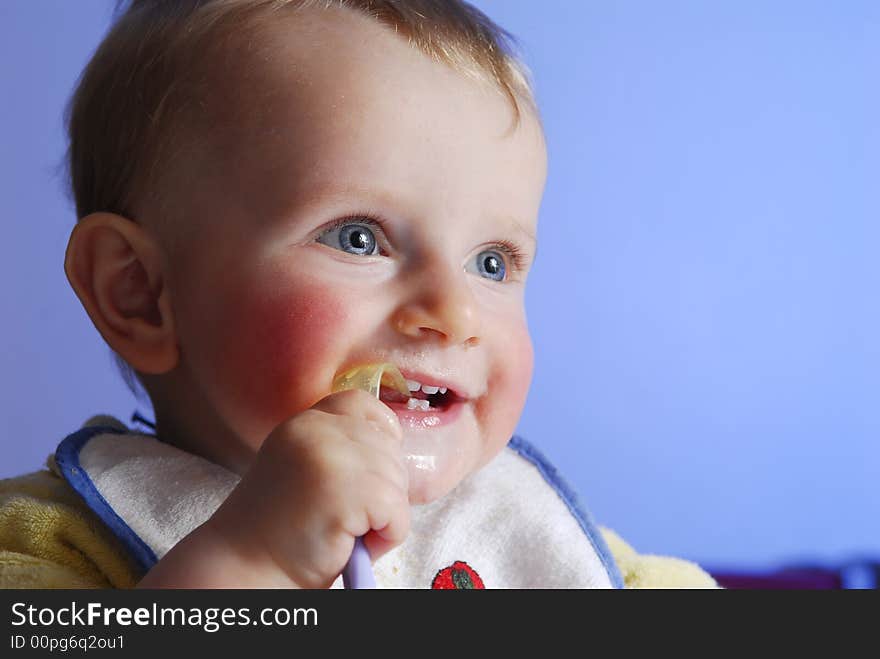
[143,372,255,475]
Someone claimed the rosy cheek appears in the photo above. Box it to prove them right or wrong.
[213,277,353,439]
[478,323,533,462]
[502,329,534,423]
[509,341,534,407]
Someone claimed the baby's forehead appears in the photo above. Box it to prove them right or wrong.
[153,6,545,239]
[192,11,538,168]
[197,6,529,140]
[68,0,541,251]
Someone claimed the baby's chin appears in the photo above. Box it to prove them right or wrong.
[404,448,476,505]
[399,407,502,505]
[407,469,457,505]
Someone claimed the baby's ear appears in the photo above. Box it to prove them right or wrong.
[64,212,178,374]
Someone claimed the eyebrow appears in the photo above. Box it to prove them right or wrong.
[294,183,407,214]
[497,214,539,266]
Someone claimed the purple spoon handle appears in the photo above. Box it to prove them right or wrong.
[342,536,375,589]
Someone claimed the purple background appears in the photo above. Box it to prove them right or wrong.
[1,1,877,571]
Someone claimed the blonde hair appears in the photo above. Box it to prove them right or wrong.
[64,0,537,400]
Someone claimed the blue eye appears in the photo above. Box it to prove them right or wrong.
[317,221,379,256]
[475,250,506,281]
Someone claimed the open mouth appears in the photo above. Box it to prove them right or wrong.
[379,384,463,412]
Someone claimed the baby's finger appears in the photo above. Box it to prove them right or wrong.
[348,417,407,464]
[361,452,409,495]
[313,388,403,441]
[361,479,411,560]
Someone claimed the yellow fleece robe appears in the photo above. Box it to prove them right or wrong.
[0,461,717,589]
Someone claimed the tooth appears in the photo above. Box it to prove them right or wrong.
[439,387,447,394]
[406,379,421,392]
[406,397,431,411]
[421,385,440,395]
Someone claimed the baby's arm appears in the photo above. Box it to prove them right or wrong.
[137,389,410,588]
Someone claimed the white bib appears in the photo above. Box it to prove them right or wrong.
[55,418,622,589]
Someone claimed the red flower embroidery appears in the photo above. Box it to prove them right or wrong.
[431,561,485,589]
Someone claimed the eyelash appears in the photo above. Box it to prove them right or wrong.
[318,213,530,274]
[489,238,530,273]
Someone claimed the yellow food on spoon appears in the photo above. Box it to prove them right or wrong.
[332,362,410,398]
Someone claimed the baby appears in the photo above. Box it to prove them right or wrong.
[0,0,715,588]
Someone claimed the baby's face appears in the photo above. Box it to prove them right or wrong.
[160,8,546,503]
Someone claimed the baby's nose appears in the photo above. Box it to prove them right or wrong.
[391,269,481,347]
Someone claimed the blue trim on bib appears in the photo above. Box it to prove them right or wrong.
[54,424,622,586]
[55,426,158,574]
[507,435,625,589]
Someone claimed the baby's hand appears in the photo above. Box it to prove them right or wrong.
[138,389,409,589]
